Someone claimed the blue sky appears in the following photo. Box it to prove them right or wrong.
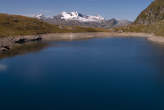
[0,0,153,21]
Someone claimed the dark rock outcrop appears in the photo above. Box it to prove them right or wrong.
[15,36,42,44]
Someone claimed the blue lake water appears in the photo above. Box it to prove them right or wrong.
[0,37,164,110]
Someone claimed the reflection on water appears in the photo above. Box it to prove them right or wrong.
[0,37,164,110]
[0,42,49,59]
[0,64,7,71]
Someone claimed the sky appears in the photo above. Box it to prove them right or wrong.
[0,0,153,21]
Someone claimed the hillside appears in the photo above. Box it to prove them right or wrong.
[114,20,164,36]
[135,0,164,24]
[114,0,164,36]
[0,13,108,38]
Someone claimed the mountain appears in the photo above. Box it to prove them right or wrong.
[135,0,164,24]
[0,13,108,37]
[59,11,105,22]
[35,11,131,28]
[115,0,164,36]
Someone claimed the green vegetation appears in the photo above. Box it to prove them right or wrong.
[0,13,108,38]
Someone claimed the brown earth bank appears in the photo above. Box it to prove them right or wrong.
[0,32,164,53]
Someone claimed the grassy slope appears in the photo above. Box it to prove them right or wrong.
[114,20,164,36]
[0,14,108,38]
[114,0,164,36]
[135,0,164,24]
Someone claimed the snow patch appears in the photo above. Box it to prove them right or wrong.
[60,11,105,22]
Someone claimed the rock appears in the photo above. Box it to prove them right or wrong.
[30,36,42,42]
[0,35,43,53]
[3,46,10,50]
[0,46,10,53]
[15,36,42,44]
[15,38,27,44]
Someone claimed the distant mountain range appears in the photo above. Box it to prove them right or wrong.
[34,11,131,28]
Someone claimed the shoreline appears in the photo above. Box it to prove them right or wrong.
[39,32,164,43]
[0,32,163,53]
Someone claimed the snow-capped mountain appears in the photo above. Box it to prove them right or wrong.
[60,11,104,22]
[34,11,131,28]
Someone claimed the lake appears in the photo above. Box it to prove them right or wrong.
[0,37,164,110]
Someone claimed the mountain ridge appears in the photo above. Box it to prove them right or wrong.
[34,11,131,29]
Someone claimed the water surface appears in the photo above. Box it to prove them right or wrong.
[0,37,164,110]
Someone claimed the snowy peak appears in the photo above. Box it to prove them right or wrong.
[34,12,131,28]
[34,13,46,19]
[34,11,105,22]
[34,13,53,20]
[59,11,105,22]
[61,11,79,20]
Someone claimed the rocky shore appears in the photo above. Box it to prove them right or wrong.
[0,35,42,53]
[0,32,163,53]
